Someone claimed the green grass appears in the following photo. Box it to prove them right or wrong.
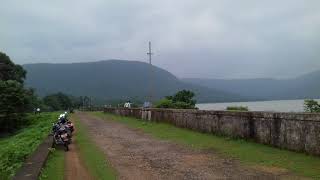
[39,149,65,180]
[73,114,116,180]
[0,112,59,180]
[91,112,320,179]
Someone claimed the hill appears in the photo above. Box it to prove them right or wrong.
[23,60,246,103]
[183,70,320,100]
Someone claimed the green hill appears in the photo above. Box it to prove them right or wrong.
[23,60,245,103]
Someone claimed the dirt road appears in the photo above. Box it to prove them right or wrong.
[65,128,92,180]
[77,112,302,180]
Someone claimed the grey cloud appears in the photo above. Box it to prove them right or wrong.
[0,0,319,79]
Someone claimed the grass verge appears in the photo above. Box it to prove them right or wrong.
[0,112,59,180]
[38,149,65,180]
[91,111,320,179]
[73,114,116,180]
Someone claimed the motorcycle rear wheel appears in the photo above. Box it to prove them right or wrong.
[52,139,56,148]
[64,144,69,151]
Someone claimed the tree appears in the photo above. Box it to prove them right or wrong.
[43,92,73,111]
[168,90,196,106]
[156,90,197,109]
[0,52,26,83]
[0,80,30,132]
[0,52,33,132]
[69,96,83,109]
[24,88,46,112]
[304,99,320,113]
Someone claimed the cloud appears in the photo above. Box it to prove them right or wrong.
[0,0,319,78]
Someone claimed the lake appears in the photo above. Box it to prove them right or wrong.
[196,99,320,112]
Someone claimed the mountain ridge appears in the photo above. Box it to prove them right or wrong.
[183,70,320,101]
[23,60,247,103]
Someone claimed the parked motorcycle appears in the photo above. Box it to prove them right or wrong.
[56,117,73,138]
[52,123,71,151]
[65,121,74,133]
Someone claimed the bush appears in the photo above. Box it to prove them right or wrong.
[304,99,320,113]
[226,106,249,111]
[156,90,197,109]
[155,99,175,108]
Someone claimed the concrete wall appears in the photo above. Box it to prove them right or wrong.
[104,108,320,156]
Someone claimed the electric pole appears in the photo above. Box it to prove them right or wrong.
[147,41,153,104]
[147,41,152,64]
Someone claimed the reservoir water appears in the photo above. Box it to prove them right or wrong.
[196,99,320,112]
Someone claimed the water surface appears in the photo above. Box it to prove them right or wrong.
[197,99,320,112]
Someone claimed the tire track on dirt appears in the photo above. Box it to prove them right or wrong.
[76,112,305,180]
[64,125,92,180]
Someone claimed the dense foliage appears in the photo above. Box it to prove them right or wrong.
[226,106,249,111]
[156,90,197,109]
[0,80,30,132]
[43,93,73,111]
[0,52,26,83]
[42,94,96,111]
[0,113,58,180]
[0,52,36,132]
[25,88,50,112]
[304,99,320,113]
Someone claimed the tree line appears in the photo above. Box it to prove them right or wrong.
[0,52,87,133]
[0,52,33,132]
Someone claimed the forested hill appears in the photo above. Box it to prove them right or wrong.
[183,70,320,101]
[23,60,246,103]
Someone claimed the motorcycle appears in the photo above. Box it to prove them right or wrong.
[52,123,71,151]
[65,121,74,133]
[56,117,73,137]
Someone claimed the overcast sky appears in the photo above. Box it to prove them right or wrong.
[1,0,319,79]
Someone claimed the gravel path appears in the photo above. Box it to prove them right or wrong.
[77,112,304,180]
